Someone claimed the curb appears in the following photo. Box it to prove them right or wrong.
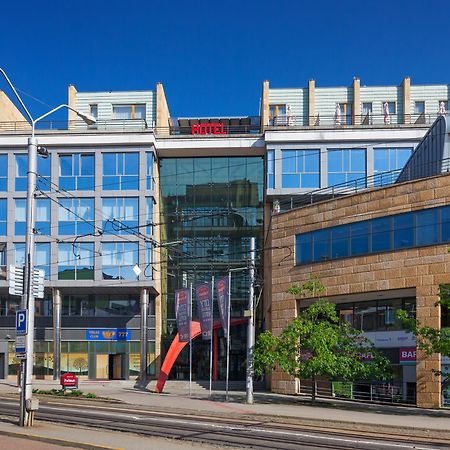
[0,429,122,450]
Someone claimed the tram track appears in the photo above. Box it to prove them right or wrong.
[0,397,449,450]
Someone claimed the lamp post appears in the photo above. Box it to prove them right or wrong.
[0,68,96,426]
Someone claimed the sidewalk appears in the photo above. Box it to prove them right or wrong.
[1,379,450,438]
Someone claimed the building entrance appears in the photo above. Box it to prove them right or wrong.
[108,354,124,380]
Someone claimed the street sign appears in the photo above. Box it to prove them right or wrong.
[16,310,27,335]
[15,335,27,354]
[16,352,27,360]
[8,266,45,298]
[32,269,45,299]
[9,265,24,296]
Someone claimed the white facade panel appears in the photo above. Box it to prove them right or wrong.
[360,86,402,124]
[315,87,353,122]
[75,91,156,130]
[268,88,307,124]
[410,85,449,122]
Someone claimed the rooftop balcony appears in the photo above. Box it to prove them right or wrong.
[267,112,446,129]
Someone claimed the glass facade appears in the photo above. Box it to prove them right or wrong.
[58,198,95,235]
[267,150,274,189]
[328,148,366,187]
[0,154,7,191]
[15,198,51,235]
[296,205,450,265]
[102,242,138,280]
[59,153,95,190]
[58,242,95,280]
[14,242,51,279]
[160,156,264,380]
[102,197,139,234]
[374,147,412,181]
[15,154,51,191]
[102,152,139,190]
[0,199,6,235]
[281,149,320,188]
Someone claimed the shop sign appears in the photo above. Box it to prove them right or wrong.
[399,347,416,364]
[175,288,192,343]
[195,282,212,340]
[85,328,132,341]
[60,373,78,388]
[191,123,227,135]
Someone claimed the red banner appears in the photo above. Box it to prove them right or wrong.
[195,282,213,340]
[175,288,192,343]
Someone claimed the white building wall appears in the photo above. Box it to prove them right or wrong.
[268,88,307,124]
[75,91,156,130]
[360,86,402,124]
[315,87,353,122]
[410,85,449,120]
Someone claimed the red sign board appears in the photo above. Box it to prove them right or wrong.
[399,347,416,364]
[191,123,227,135]
[60,373,78,388]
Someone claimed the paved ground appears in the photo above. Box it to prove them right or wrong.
[1,378,450,448]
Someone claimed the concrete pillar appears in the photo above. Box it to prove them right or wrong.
[415,285,441,408]
[52,288,61,380]
[402,77,411,124]
[67,85,77,130]
[260,80,270,131]
[156,83,171,136]
[352,77,361,125]
[308,80,315,126]
[140,288,149,381]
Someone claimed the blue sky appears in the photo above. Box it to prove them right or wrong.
[0,0,445,120]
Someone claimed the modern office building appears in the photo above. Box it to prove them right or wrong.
[0,76,449,408]
[267,115,450,408]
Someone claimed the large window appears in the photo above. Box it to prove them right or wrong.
[102,152,139,190]
[336,298,414,332]
[267,150,274,189]
[15,198,50,235]
[146,197,154,235]
[374,148,412,180]
[0,154,7,191]
[102,197,138,234]
[147,152,154,190]
[102,242,138,280]
[296,205,450,265]
[58,198,95,235]
[15,154,51,191]
[58,243,94,280]
[15,242,51,279]
[112,104,146,120]
[281,149,320,189]
[59,154,95,190]
[328,148,366,187]
[0,199,6,235]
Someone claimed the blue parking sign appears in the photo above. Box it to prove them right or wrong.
[16,310,27,335]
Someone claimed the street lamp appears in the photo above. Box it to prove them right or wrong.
[0,68,96,426]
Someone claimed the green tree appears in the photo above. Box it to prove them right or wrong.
[396,284,450,382]
[254,277,391,401]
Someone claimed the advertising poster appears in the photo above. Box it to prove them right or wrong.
[195,283,212,340]
[175,288,191,342]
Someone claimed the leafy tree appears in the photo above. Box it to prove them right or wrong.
[396,284,450,382]
[254,277,391,401]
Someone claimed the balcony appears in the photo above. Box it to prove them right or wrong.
[267,112,446,129]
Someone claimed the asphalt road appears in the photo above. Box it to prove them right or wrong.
[0,397,448,450]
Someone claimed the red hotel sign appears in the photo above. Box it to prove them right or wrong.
[191,123,227,135]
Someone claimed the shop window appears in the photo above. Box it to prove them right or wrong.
[354,302,377,331]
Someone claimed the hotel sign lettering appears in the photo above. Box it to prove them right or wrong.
[191,123,227,135]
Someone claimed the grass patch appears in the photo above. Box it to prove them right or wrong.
[32,388,97,399]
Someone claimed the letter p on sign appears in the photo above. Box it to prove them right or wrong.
[16,310,27,335]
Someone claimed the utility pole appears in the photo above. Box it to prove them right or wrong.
[246,237,256,404]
